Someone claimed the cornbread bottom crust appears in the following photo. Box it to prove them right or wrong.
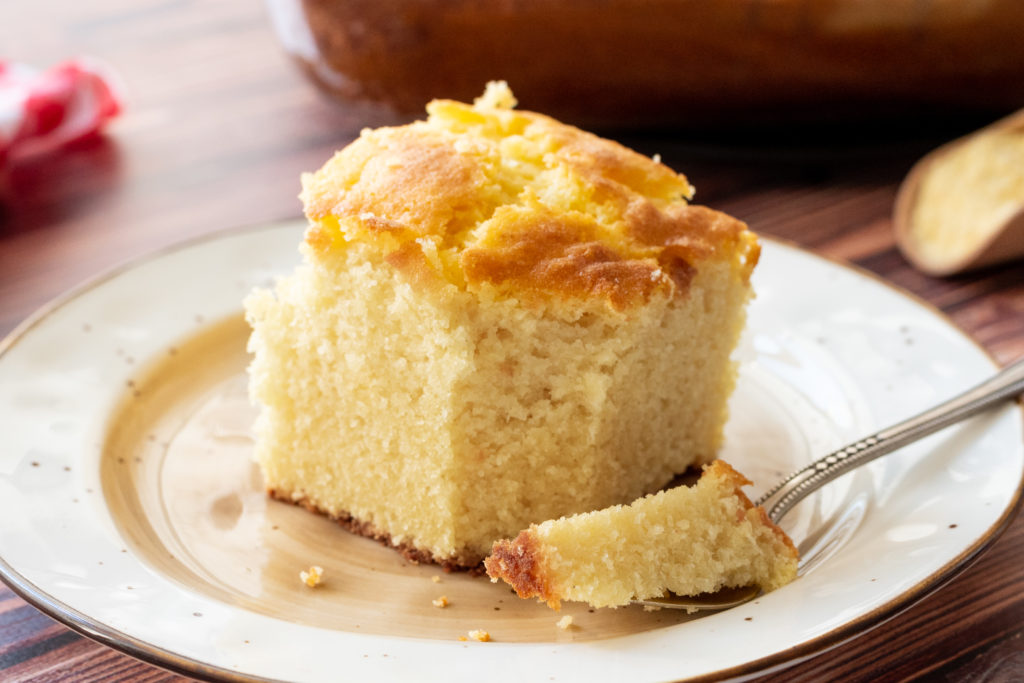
[267,488,487,574]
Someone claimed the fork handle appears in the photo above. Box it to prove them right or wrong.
[756,357,1024,524]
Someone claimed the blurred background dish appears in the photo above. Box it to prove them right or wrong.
[266,0,1024,130]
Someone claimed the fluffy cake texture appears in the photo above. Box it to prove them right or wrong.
[484,461,799,609]
[245,82,760,568]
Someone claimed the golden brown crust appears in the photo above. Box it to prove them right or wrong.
[460,208,668,310]
[268,487,487,573]
[704,459,754,499]
[303,126,491,237]
[484,529,559,610]
[544,120,693,202]
[299,86,759,310]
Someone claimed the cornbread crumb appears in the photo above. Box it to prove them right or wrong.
[467,629,491,642]
[485,461,797,609]
[299,565,323,588]
[556,615,574,630]
[642,605,662,612]
[431,575,441,583]
[432,595,450,608]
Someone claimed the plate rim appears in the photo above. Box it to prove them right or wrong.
[0,220,1021,682]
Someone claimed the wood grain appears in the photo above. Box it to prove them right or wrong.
[1,1,1022,681]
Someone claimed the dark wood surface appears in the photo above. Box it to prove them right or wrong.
[1,1,1022,681]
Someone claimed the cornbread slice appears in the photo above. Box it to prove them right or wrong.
[245,82,760,568]
[484,461,798,609]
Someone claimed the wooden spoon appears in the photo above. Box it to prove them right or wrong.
[894,109,1024,276]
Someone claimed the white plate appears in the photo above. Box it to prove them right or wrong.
[0,220,1021,682]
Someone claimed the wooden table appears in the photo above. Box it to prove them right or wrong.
[1,1,1021,681]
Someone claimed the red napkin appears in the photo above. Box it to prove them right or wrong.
[0,58,122,167]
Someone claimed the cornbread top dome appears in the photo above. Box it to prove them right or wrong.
[301,82,758,310]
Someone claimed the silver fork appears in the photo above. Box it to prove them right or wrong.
[637,356,1024,611]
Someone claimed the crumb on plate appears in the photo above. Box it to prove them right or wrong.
[432,595,449,608]
[300,565,323,588]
